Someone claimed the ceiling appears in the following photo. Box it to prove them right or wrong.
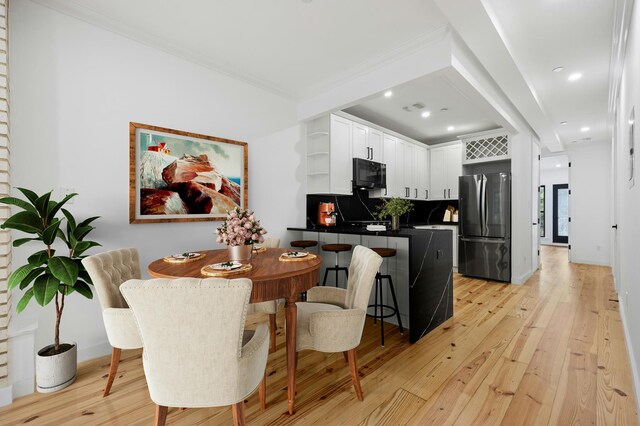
[343,73,500,144]
[36,0,448,99]
[484,0,614,148]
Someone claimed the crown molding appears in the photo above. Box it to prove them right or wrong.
[29,0,451,103]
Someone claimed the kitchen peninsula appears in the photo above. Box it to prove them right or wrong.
[287,225,453,343]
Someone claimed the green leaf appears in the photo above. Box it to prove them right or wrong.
[16,288,34,313]
[78,269,93,285]
[20,267,45,290]
[61,285,75,296]
[7,263,39,291]
[47,192,77,222]
[0,211,44,234]
[33,274,60,306]
[77,216,99,228]
[56,228,69,246]
[61,208,76,230]
[73,225,94,241]
[48,256,79,285]
[41,219,61,245]
[16,188,39,205]
[72,280,93,299]
[34,191,52,217]
[0,196,38,213]
[12,237,39,247]
[72,240,101,257]
[28,249,53,266]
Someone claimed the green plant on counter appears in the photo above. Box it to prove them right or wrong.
[374,197,414,219]
[0,188,100,354]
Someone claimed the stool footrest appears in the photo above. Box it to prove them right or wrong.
[366,304,400,319]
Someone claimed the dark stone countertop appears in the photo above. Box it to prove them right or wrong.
[287,226,454,238]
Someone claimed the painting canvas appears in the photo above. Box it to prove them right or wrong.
[129,122,248,223]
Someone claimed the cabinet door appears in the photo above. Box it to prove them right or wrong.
[367,128,383,162]
[430,147,447,200]
[330,115,353,195]
[382,134,397,197]
[352,122,369,160]
[422,148,430,200]
[336,234,361,288]
[414,145,428,200]
[403,142,415,199]
[395,140,406,198]
[446,144,462,199]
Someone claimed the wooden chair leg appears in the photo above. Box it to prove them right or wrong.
[347,348,363,401]
[232,401,246,426]
[103,347,121,397]
[343,351,349,363]
[154,405,168,426]
[269,313,277,353]
[259,372,266,411]
[294,351,299,371]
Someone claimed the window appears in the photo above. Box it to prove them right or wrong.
[539,186,545,237]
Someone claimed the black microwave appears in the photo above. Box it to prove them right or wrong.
[353,158,386,189]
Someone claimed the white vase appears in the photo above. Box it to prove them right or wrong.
[36,342,77,393]
[228,244,253,261]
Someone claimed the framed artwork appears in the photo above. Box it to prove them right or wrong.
[629,106,635,189]
[129,122,248,224]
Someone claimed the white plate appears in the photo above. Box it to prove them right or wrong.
[283,251,309,258]
[210,261,243,271]
[170,252,200,259]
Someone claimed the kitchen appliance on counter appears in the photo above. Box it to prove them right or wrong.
[352,158,386,189]
[317,202,338,227]
[458,172,511,282]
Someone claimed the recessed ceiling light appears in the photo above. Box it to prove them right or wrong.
[421,111,431,118]
[580,126,590,132]
[560,121,567,125]
[447,126,455,131]
[556,164,561,168]
[553,66,564,73]
[568,73,582,81]
[384,90,393,98]
[440,107,449,112]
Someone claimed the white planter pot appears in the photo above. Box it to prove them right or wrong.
[36,342,77,393]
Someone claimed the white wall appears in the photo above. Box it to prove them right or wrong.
[566,143,611,266]
[613,0,640,410]
[539,166,569,245]
[9,0,301,372]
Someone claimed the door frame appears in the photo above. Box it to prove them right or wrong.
[553,184,569,244]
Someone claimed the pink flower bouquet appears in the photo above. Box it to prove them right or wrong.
[215,207,267,246]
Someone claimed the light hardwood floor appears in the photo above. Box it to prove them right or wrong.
[1,246,637,425]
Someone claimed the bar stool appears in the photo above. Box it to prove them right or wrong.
[367,247,404,346]
[320,243,352,287]
[290,240,318,250]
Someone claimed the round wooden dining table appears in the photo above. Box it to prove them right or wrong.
[147,248,322,415]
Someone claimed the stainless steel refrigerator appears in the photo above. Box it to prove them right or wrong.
[458,172,511,282]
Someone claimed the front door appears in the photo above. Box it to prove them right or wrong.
[553,184,569,244]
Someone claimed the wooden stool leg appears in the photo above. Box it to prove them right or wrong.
[154,405,168,426]
[259,372,266,411]
[232,401,246,426]
[103,347,121,397]
[269,313,277,353]
[347,348,364,401]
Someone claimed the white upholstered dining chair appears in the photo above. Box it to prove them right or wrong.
[247,237,281,352]
[295,245,382,400]
[120,278,269,426]
[82,248,144,397]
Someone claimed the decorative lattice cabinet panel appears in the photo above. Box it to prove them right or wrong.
[462,132,510,165]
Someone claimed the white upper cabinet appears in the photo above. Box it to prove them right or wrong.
[352,122,383,162]
[367,128,383,162]
[329,115,354,195]
[415,144,430,200]
[381,134,397,197]
[429,142,462,200]
[402,140,415,199]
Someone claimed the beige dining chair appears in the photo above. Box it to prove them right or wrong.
[82,248,144,397]
[294,245,382,400]
[247,237,281,352]
[120,278,269,426]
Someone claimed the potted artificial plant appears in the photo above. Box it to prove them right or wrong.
[375,197,414,231]
[0,189,99,393]
[215,207,267,261]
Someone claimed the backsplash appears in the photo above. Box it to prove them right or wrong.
[306,191,459,228]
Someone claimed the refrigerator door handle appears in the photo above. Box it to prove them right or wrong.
[481,174,488,235]
[460,237,507,244]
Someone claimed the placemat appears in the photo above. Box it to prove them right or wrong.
[279,252,318,262]
[201,263,253,277]
[163,253,206,264]
[252,246,267,254]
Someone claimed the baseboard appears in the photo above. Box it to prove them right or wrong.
[511,268,535,285]
[77,341,111,363]
[0,384,12,408]
[570,258,611,266]
[618,299,640,421]
[12,378,34,399]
